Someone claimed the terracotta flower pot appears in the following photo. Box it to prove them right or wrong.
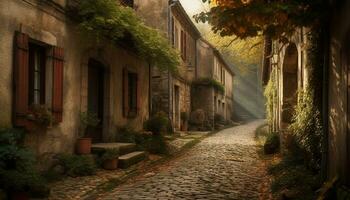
[76,137,92,155]
[103,159,118,170]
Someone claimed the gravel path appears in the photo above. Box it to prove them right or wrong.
[98,120,267,200]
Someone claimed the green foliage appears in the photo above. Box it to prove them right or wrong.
[73,0,180,72]
[116,126,169,155]
[196,0,326,40]
[27,104,56,127]
[101,148,119,161]
[268,155,322,200]
[288,88,323,170]
[0,128,50,197]
[144,112,170,135]
[142,135,169,155]
[264,68,277,128]
[192,78,225,93]
[264,132,280,154]
[57,154,96,177]
[79,111,100,137]
[116,126,139,143]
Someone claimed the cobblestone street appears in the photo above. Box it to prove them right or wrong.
[98,120,267,200]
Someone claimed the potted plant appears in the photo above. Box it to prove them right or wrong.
[101,148,119,170]
[25,104,56,130]
[180,112,188,131]
[76,112,100,155]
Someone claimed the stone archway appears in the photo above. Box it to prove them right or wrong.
[282,43,298,127]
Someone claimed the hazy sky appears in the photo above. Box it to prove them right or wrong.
[179,0,208,18]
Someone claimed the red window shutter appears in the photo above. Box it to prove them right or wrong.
[184,33,187,60]
[13,32,29,126]
[136,74,141,115]
[52,47,64,123]
[122,68,129,117]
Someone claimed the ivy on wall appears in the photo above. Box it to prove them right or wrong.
[263,68,277,130]
[288,30,324,170]
[73,0,180,72]
[192,78,225,93]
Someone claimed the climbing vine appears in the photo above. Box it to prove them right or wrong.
[73,0,180,72]
[288,30,324,170]
[192,78,225,93]
[263,68,277,129]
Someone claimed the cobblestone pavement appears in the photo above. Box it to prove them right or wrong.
[98,120,267,200]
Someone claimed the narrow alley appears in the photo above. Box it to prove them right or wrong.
[97,121,266,200]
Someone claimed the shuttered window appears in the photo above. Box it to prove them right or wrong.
[13,31,64,126]
[13,32,29,126]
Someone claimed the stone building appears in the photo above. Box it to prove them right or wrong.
[327,0,350,186]
[262,0,350,186]
[194,38,234,127]
[0,0,150,157]
[135,0,201,130]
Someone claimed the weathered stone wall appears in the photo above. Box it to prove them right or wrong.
[328,0,350,184]
[135,1,198,130]
[0,0,149,158]
[196,39,214,78]
[191,86,215,125]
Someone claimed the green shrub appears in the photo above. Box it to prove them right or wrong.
[101,148,119,161]
[264,132,280,154]
[57,154,96,177]
[142,135,168,155]
[116,126,138,143]
[0,128,50,197]
[144,112,169,135]
[192,78,225,93]
[288,88,323,170]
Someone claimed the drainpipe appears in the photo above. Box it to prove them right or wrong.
[168,0,178,126]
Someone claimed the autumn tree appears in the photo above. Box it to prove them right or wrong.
[195,0,327,41]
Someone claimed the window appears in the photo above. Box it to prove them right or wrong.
[13,32,64,126]
[28,43,46,106]
[123,68,139,118]
[180,30,187,60]
[128,73,138,115]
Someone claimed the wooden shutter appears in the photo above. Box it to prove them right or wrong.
[52,47,64,123]
[122,68,129,117]
[184,33,187,60]
[136,74,141,115]
[13,32,29,126]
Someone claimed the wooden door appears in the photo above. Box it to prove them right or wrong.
[87,59,104,143]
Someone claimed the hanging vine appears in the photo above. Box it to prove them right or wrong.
[71,0,180,72]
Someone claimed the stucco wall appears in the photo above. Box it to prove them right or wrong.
[0,0,149,158]
[134,0,169,36]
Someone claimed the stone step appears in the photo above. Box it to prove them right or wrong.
[91,143,136,156]
[118,151,146,169]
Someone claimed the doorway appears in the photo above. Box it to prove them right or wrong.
[174,85,180,130]
[282,44,298,126]
[87,59,105,143]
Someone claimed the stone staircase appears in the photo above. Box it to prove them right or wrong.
[91,143,147,169]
